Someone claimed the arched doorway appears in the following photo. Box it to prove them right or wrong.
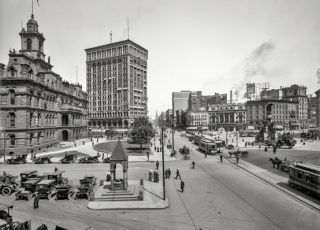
[62,130,68,141]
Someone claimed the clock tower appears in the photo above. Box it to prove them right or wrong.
[19,14,46,61]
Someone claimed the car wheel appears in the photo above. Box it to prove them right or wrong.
[44,160,49,164]
[5,160,10,164]
[19,160,24,164]
[2,187,12,196]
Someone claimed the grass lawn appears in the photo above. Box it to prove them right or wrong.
[94,140,151,156]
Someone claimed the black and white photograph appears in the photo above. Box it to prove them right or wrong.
[0,0,320,229]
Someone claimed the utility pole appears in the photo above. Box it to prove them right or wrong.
[171,113,174,154]
[2,132,5,162]
[161,127,166,200]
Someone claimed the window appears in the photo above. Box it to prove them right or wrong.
[9,90,15,105]
[9,112,15,127]
[9,134,15,146]
[27,38,32,50]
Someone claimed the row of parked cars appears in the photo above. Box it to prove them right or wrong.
[0,170,97,201]
[3,154,110,165]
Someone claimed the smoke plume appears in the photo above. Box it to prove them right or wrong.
[233,41,275,100]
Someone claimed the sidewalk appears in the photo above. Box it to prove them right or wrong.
[223,151,320,211]
[0,137,177,163]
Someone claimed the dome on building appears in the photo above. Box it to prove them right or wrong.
[27,14,38,32]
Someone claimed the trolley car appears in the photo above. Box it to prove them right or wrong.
[199,139,217,155]
[288,163,320,196]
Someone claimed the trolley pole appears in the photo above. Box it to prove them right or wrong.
[161,127,166,200]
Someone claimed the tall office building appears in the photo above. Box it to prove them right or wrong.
[85,40,148,133]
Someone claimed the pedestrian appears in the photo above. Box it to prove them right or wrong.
[191,161,195,169]
[259,145,261,150]
[165,169,168,179]
[175,169,181,179]
[252,142,254,147]
[92,141,94,147]
[180,180,185,193]
[146,152,150,161]
[273,146,277,153]
[156,160,159,170]
[167,168,171,178]
[220,154,223,162]
[204,151,207,158]
[102,153,105,160]
[245,142,247,147]
[236,154,239,164]
[83,141,85,146]
[154,146,156,151]
[96,137,99,143]
[264,146,268,152]
[33,192,39,208]
[54,166,58,172]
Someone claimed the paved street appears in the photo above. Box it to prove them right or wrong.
[1,132,320,230]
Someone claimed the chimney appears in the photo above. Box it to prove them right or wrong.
[230,90,233,104]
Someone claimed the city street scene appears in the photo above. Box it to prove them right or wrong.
[0,0,320,230]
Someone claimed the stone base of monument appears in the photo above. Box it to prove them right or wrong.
[88,180,169,210]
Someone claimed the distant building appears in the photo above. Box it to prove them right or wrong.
[307,95,317,128]
[246,99,298,130]
[260,85,308,129]
[191,91,202,111]
[0,14,88,156]
[202,93,228,109]
[316,90,320,128]
[85,39,148,134]
[208,103,246,131]
[186,110,209,128]
[172,91,191,126]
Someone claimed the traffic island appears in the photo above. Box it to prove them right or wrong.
[87,180,169,210]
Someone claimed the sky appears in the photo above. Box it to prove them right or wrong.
[1,0,320,119]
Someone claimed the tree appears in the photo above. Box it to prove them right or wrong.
[129,117,155,151]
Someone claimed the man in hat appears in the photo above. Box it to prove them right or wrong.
[33,192,39,208]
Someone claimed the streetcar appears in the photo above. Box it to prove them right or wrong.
[198,139,218,155]
[193,134,203,145]
[288,163,320,196]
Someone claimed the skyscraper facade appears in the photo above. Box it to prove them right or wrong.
[85,40,148,133]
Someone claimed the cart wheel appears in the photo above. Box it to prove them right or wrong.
[2,187,12,196]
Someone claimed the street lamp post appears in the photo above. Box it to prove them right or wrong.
[161,127,166,200]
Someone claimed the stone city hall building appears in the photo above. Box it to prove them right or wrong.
[85,39,148,134]
[0,14,88,156]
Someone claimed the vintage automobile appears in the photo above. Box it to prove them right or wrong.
[44,171,68,185]
[82,175,97,186]
[5,155,27,164]
[78,156,99,164]
[60,154,76,164]
[276,140,294,149]
[21,178,43,192]
[0,203,13,229]
[20,170,38,183]
[0,181,17,196]
[228,150,249,158]
[34,156,52,164]
[102,157,110,163]
[15,189,32,201]
[74,177,95,200]
[35,180,56,199]
[226,144,235,150]
[55,185,74,200]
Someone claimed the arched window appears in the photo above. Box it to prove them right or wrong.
[27,38,32,50]
[9,112,16,127]
[9,90,15,105]
[9,134,15,146]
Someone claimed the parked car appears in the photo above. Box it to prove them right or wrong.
[228,150,249,158]
[5,155,26,165]
[20,170,38,183]
[55,185,74,200]
[82,175,97,186]
[34,156,51,164]
[0,203,13,228]
[226,144,235,150]
[102,157,110,163]
[44,170,68,186]
[78,156,99,164]
[35,179,56,199]
[276,140,294,149]
[21,178,42,192]
[15,189,32,201]
[75,176,95,200]
[60,154,76,164]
